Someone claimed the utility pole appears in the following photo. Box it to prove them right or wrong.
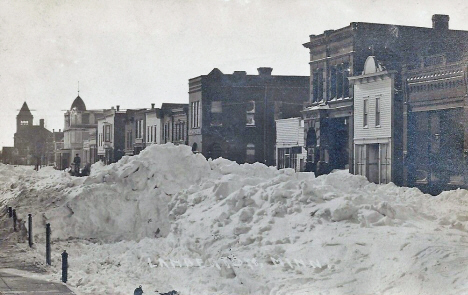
[263,85,268,165]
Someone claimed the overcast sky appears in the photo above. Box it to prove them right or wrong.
[1,0,467,147]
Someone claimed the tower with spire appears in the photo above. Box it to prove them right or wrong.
[16,102,33,131]
[12,102,52,166]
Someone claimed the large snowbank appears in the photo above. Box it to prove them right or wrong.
[1,144,468,295]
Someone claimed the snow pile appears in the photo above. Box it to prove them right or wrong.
[2,144,468,295]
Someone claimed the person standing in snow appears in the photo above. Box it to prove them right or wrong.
[73,153,81,175]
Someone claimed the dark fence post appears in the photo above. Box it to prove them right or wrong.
[28,214,33,247]
[61,250,68,283]
[46,223,51,265]
[12,209,17,231]
[8,207,12,218]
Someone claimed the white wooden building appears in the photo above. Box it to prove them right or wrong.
[275,117,307,172]
[348,56,403,184]
[145,107,162,146]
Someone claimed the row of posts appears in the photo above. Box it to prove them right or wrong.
[5,205,68,283]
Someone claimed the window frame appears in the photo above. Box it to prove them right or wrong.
[363,98,369,128]
[375,96,381,127]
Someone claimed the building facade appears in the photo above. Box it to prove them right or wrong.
[123,108,148,156]
[349,56,403,185]
[145,104,163,146]
[97,107,126,164]
[302,14,468,176]
[48,129,64,167]
[403,54,468,193]
[13,102,52,166]
[57,95,104,169]
[275,117,307,172]
[189,67,309,165]
[161,103,189,145]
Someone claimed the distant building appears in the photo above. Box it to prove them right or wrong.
[57,94,104,169]
[47,129,64,167]
[161,103,188,145]
[145,104,163,146]
[349,56,403,185]
[124,103,189,157]
[97,106,126,164]
[1,147,17,165]
[13,102,52,166]
[124,108,148,156]
[275,117,306,172]
[188,67,309,165]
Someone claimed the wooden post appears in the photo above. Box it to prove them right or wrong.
[12,209,17,232]
[28,214,33,247]
[46,223,51,265]
[61,250,68,283]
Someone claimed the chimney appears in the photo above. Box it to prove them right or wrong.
[40,119,44,128]
[59,129,61,132]
[257,67,273,76]
[117,105,120,111]
[111,106,115,110]
[432,14,449,30]
[233,71,247,76]
[151,103,155,109]
[53,129,55,133]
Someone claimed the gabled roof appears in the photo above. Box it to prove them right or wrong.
[71,95,86,111]
[18,102,33,117]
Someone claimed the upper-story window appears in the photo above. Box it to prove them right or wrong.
[104,124,111,142]
[375,96,381,127]
[363,98,369,128]
[164,123,169,143]
[20,120,29,126]
[312,68,324,102]
[173,120,185,142]
[191,101,200,128]
[136,119,143,139]
[246,100,255,126]
[126,130,132,149]
[210,101,223,127]
[330,63,350,99]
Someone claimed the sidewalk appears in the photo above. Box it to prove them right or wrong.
[0,211,75,295]
[0,270,73,295]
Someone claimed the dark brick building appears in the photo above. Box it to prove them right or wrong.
[302,14,468,176]
[12,102,52,166]
[188,67,309,165]
[403,54,468,193]
[97,106,126,164]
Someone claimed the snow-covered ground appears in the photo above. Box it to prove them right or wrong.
[1,144,468,295]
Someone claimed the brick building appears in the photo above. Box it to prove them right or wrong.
[188,67,309,165]
[302,14,468,176]
[12,102,52,166]
[97,106,126,164]
[403,54,468,193]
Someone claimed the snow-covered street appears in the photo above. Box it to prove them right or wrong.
[1,144,468,294]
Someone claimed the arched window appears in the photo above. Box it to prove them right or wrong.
[192,142,198,153]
